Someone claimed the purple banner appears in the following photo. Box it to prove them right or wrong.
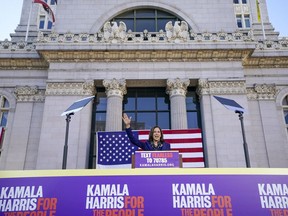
[0,171,287,216]
[134,151,180,168]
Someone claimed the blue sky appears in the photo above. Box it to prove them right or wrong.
[0,0,287,40]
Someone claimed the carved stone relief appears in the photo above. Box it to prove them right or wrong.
[14,86,45,102]
[45,81,95,96]
[103,79,127,98]
[166,78,190,97]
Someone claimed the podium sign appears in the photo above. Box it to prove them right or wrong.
[133,151,181,168]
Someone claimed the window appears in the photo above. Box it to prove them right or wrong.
[282,95,288,132]
[111,9,181,32]
[0,95,9,154]
[94,88,107,132]
[39,16,53,30]
[50,0,57,5]
[186,88,201,129]
[88,88,106,168]
[123,88,170,129]
[47,21,53,29]
[39,16,46,29]
[0,96,9,127]
[236,15,243,28]
[43,0,57,4]
[244,15,251,28]
[233,0,247,4]
[236,14,251,29]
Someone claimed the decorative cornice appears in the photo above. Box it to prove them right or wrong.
[166,78,190,97]
[256,39,288,50]
[103,79,127,98]
[45,81,95,96]
[37,49,253,63]
[243,56,288,68]
[0,40,35,51]
[14,86,45,102]
[247,84,278,100]
[197,79,246,96]
[0,58,49,70]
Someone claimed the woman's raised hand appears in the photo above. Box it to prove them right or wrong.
[122,113,131,128]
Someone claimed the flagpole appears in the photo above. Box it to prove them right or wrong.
[257,0,266,40]
[25,0,34,42]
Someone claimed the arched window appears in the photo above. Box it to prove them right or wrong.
[111,9,182,32]
[0,95,9,153]
[282,95,288,132]
[0,95,9,127]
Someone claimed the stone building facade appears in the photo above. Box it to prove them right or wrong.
[0,0,288,170]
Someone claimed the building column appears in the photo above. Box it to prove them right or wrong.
[103,78,127,131]
[166,78,190,129]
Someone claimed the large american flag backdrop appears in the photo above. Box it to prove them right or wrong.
[96,129,205,168]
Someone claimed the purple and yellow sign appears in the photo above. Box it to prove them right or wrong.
[134,151,180,168]
[0,169,287,216]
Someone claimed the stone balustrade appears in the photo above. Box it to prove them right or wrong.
[0,30,287,51]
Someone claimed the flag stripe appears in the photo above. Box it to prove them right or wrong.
[181,152,204,158]
[139,134,201,140]
[174,148,203,153]
[165,138,203,143]
[182,158,205,162]
[183,162,205,168]
[170,143,203,148]
[138,129,201,135]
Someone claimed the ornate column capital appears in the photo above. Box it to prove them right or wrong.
[45,80,95,96]
[103,78,127,98]
[197,79,246,97]
[247,84,278,100]
[14,86,45,102]
[166,78,190,97]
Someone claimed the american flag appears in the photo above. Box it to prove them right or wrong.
[96,129,205,168]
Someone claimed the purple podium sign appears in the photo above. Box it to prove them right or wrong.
[133,151,181,168]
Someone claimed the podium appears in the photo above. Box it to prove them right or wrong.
[132,151,182,168]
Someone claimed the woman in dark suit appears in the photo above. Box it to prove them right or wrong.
[122,113,171,151]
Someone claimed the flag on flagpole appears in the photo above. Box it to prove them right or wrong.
[0,127,5,148]
[256,0,261,23]
[256,0,266,40]
[96,129,204,169]
[34,0,56,22]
